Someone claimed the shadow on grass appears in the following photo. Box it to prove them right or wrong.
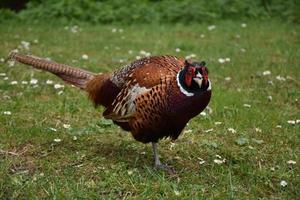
[4,133,188,179]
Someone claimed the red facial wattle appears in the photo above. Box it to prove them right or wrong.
[201,67,208,85]
[184,67,196,87]
[184,74,192,87]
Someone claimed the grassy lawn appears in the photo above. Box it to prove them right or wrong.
[0,20,299,199]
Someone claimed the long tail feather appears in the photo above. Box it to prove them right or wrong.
[8,52,95,89]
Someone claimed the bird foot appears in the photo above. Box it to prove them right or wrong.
[155,163,176,174]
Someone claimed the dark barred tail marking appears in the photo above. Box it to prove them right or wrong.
[8,52,95,89]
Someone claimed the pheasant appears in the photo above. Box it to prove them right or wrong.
[8,52,211,173]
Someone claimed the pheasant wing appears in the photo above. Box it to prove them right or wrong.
[103,56,183,121]
[103,79,151,122]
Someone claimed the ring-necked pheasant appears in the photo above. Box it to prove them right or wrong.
[8,52,211,173]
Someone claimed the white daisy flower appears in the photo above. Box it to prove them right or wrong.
[10,81,18,85]
[255,128,262,133]
[276,75,286,81]
[3,111,12,115]
[63,124,71,129]
[287,120,296,125]
[185,54,196,60]
[70,26,79,33]
[225,77,231,81]
[262,70,271,76]
[46,80,53,85]
[267,96,273,101]
[81,54,89,60]
[241,23,247,28]
[8,60,15,67]
[199,160,205,165]
[174,190,181,196]
[287,160,296,165]
[207,25,216,31]
[200,111,207,116]
[30,78,38,85]
[20,41,30,50]
[243,104,251,108]
[49,127,57,132]
[280,180,287,187]
[54,84,64,89]
[53,138,61,143]
[127,170,133,175]
[204,128,213,133]
[227,128,236,134]
[214,159,226,164]
[218,58,226,64]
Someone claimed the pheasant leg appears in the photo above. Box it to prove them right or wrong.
[151,142,176,174]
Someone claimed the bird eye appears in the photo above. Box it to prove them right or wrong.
[188,67,195,74]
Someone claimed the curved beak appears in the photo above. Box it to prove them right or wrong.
[193,72,203,88]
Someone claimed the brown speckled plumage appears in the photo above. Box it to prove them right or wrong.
[9,52,211,172]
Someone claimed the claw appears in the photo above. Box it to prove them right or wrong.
[151,142,177,174]
[155,163,176,174]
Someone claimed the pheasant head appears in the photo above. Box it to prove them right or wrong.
[178,60,210,94]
